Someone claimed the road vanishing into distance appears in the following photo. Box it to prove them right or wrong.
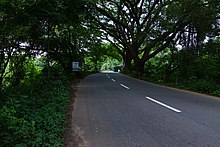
[73,73,220,147]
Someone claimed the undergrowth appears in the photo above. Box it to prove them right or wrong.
[0,69,71,146]
[126,73,220,97]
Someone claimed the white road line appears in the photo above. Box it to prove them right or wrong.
[120,84,130,90]
[146,96,181,113]
[106,74,110,78]
[111,79,116,82]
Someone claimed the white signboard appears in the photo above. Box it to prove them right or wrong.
[72,62,79,71]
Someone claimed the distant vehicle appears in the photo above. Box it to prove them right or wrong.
[114,66,122,72]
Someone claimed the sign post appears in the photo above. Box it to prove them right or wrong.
[72,62,79,71]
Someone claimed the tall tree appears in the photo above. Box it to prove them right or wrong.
[88,0,218,75]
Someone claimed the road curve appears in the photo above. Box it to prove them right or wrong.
[73,73,220,147]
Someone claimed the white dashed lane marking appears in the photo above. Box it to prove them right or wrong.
[112,79,116,82]
[146,96,181,113]
[120,84,130,90]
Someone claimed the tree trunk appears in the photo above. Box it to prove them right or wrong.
[95,58,98,72]
[137,61,145,77]
[186,25,191,49]
[47,23,51,78]
[122,51,132,73]
[133,58,145,77]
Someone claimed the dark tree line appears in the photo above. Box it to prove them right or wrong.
[1,0,219,86]
[0,0,98,87]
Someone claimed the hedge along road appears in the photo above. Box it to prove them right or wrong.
[73,73,220,147]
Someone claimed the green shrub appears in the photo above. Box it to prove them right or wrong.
[211,89,220,96]
[0,67,70,146]
[192,79,217,94]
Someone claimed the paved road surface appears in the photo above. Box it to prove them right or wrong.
[73,73,220,147]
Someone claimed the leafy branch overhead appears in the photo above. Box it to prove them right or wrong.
[88,0,219,75]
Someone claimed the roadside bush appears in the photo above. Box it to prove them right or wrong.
[0,67,70,146]
[191,79,218,94]
[211,89,220,97]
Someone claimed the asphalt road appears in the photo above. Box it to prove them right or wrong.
[73,73,220,147]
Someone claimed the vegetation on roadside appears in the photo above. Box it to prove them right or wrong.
[84,0,220,96]
[126,38,220,97]
[0,64,72,146]
[0,0,96,146]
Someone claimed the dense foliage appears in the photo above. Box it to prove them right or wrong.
[0,0,95,88]
[85,0,220,96]
[85,43,122,71]
[88,0,219,75]
[140,38,220,96]
[0,0,97,146]
[0,65,70,146]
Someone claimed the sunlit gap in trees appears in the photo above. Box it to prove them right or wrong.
[19,42,46,58]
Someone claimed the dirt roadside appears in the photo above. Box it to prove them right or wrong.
[63,79,88,147]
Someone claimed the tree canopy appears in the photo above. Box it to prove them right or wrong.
[0,0,97,87]
[88,0,219,75]
[0,0,219,84]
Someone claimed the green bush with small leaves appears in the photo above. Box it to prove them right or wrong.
[0,66,70,146]
[192,79,218,94]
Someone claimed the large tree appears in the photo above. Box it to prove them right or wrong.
[89,0,218,75]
